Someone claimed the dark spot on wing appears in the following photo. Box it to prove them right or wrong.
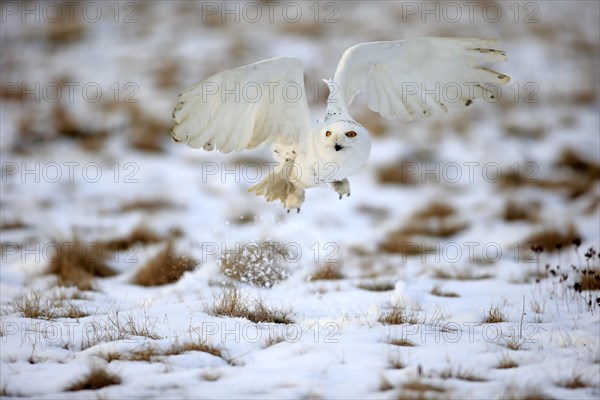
[465,99,473,106]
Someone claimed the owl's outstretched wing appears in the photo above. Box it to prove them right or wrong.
[329,37,509,121]
[171,57,311,153]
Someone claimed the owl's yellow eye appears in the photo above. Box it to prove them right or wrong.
[325,131,332,137]
[345,131,357,138]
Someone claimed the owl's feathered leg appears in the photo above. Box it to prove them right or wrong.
[331,178,351,199]
[284,187,305,213]
[248,164,305,212]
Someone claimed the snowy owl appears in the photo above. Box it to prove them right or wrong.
[171,37,509,212]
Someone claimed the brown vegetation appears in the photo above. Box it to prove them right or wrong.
[522,225,580,253]
[133,241,198,286]
[208,287,293,324]
[47,238,116,290]
[378,305,420,325]
[67,365,121,391]
[380,202,468,256]
[308,263,344,281]
[101,225,163,251]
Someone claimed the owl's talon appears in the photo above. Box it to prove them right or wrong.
[332,179,351,200]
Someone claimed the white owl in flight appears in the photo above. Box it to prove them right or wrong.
[171,37,509,212]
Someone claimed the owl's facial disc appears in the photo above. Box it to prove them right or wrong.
[322,120,367,154]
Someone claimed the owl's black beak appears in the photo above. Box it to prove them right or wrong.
[335,143,344,152]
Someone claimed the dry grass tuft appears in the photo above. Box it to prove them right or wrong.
[153,57,181,90]
[402,379,446,393]
[403,202,468,238]
[504,338,523,351]
[47,237,117,290]
[102,346,162,363]
[433,267,494,281]
[308,263,344,281]
[82,311,161,349]
[378,305,420,325]
[500,385,551,400]
[67,365,121,391]
[499,150,598,199]
[12,100,109,152]
[208,287,293,324]
[556,148,600,179]
[497,353,519,369]
[51,103,104,141]
[230,212,258,225]
[483,305,508,324]
[439,367,487,382]
[125,103,171,153]
[388,337,415,347]
[133,241,198,286]
[430,285,459,298]
[220,241,293,287]
[9,290,88,319]
[357,280,396,292]
[119,198,177,213]
[102,339,220,363]
[101,225,164,251]
[555,373,591,389]
[375,150,436,184]
[377,161,419,185]
[379,233,436,256]
[388,351,406,369]
[0,219,28,230]
[9,290,59,319]
[574,267,600,292]
[503,200,541,222]
[522,225,581,253]
[166,339,221,358]
[263,331,286,348]
[44,18,86,48]
[503,123,545,139]
[380,202,468,255]
[414,203,455,220]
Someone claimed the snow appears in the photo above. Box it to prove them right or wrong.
[1,1,599,399]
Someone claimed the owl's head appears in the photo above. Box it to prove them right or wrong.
[318,119,370,153]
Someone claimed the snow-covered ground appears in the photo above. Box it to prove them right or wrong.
[1,1,599,398]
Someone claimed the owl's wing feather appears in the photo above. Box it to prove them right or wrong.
[332,37,509,121]
[172,57,311,153]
